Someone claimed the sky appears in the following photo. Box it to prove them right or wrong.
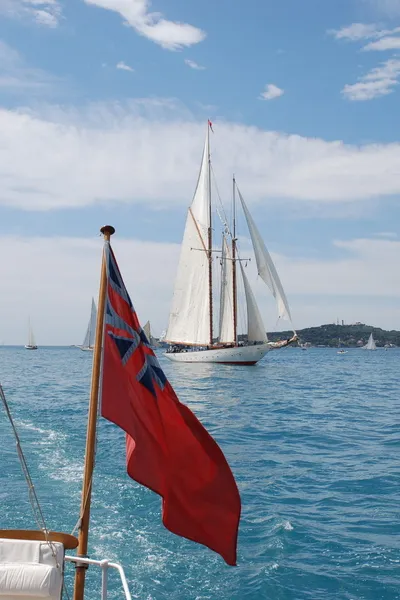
[0,0,400,344]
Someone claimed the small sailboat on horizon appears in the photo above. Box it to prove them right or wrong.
[24,318,38,350]
[143,320,158,348]
[165,121,297,365]
[79,298,97,351]
[337,337,348,354]
[363,333,377,350]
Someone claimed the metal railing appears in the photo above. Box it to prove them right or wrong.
[65,555,132,600]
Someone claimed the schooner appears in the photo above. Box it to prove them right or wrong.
[165,122,297,365]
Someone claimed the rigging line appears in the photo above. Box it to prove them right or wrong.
[0,383,50,535]
[0,383,69,600]
[210,164,231,236]
[71,398,100,537]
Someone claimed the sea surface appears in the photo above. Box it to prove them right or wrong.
[0,346,399,600]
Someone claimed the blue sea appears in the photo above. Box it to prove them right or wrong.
[1,346,399,599]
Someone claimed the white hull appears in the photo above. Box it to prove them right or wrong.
[165,344,270,365]
[24,345,38,350]
[79,346,94,352]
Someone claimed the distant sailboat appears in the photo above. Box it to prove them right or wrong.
[337,338,347,354]
[363,333,376,350]
[80,298,97,351]
[25,318,38,350]
[143,320,158,348]
[165,122,297,365]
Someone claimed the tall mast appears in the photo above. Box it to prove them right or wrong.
[232,176,238,345]
[73,225,115,600]
[207,123,213,346]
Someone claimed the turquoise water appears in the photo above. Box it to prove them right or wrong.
[1,346,399,599]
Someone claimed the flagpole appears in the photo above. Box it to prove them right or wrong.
[73,225,115,600]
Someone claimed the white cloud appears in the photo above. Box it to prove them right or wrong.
[84,0,206,50]
[2,101,400,210]
[259,84,284,100]
[116,61,135,72]
[184,59,205,70]
[342,58,400,100]
[366,0,400,18]
[363,35,400,50]
[374,231,398,238]
[330,22,380,40]
[330,22,400,44]
[329,22,400,52]
[330,22,400,98]
[0,235,399,345]
[0,0,62,27]
[0,40,61,93]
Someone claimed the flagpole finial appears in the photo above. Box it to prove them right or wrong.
[100,225,115,238]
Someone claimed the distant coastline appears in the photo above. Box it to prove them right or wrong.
[266,323,399,348]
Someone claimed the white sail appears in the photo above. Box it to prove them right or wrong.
[239,262,268,343]
[143,320,151,341]
[27,319,36,347]
[82,298,97,348]
[363,333,376,350]
[219,236,235,344]
[238,189,292,323]
[166,129,211,345]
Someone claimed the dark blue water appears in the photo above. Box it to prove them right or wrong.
[1,346,399,599]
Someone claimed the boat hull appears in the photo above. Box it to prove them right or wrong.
[79,346,94,352]
[24,345,38,350]
[165,344,270,365]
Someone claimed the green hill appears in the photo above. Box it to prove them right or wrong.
[266,323,399,347]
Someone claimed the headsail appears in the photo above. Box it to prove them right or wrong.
[166,127,212,345]
[219,236,235,344]
[239,262,268,343]
[238,188,292,324]
[82,298,97,349]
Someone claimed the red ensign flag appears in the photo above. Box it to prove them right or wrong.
[100,243,241,565]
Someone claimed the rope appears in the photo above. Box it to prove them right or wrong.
[210,164,231,236]
[71,397,99,537]
[0,383,71,600]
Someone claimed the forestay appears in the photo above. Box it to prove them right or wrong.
[166,131,211,345]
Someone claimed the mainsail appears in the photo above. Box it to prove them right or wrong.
[219,236,235,344]
[82,298,97,349]
[239,262,268,343]
[166,128,212,346]
[238,188,292,323]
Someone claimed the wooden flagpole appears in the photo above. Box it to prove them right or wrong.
[73,225,115,600]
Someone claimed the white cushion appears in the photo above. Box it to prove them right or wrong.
[0,539,64,600]
[0,563,59,598]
